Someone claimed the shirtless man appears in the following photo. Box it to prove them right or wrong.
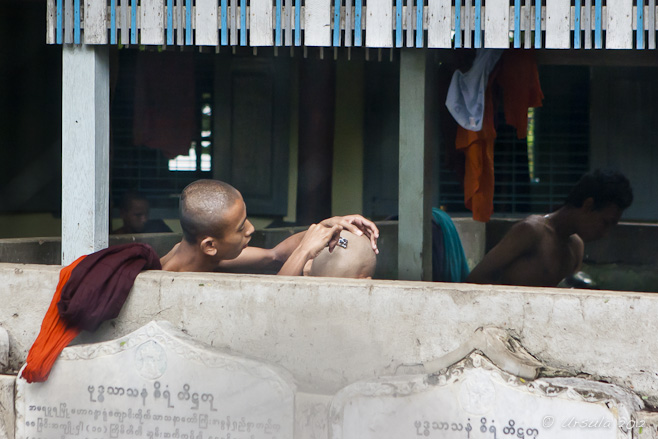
[160,179,379,274]
[466,169,633,287]
[302,230,377,278]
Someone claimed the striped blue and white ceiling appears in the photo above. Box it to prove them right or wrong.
[47,0,657,49]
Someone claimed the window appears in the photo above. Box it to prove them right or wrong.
[168,96,213,172]
[111,49,215,212]
[438,65,590,215]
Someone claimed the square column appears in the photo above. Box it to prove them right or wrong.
[398,49,432,281]
[61,45,110,264]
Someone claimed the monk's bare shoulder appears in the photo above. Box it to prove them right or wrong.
[468,215,545,284]
[520,214,550,228]
[508,215,549,240]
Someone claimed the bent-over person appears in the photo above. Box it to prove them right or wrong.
[467,169,633,287]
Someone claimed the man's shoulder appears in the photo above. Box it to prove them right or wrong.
[519,214,547,225]
[510,215,547,236]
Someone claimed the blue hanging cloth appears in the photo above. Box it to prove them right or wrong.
[432,208,470,283]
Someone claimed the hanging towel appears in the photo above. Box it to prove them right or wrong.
[445,49,504,131]
[432,208,470,283]
[133,51,197,159]
[498,50,544,139]
[455,50,543,223]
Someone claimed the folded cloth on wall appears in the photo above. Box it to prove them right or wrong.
[445,49,504,131]
[432,208,470,283]
[21,243,161,383]
[456,50,543,223]
[58,243,162,331]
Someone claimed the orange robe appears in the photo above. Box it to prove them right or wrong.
[22,243,161,383]
[21,256,86,383]
[456,50,544,222]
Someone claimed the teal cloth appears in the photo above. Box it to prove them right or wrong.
[432,208,470,282]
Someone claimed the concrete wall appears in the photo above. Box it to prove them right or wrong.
[0,233,182,265]
[0,215,61,240]
[2,263,658,409]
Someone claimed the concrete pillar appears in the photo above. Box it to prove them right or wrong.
[398,49,432,281]
[61,45,110,264]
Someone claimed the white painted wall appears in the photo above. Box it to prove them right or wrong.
[2,264,658,409]
[0,375,13,439]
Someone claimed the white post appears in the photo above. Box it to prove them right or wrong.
[61,45,110,264]
[398,49,432,281]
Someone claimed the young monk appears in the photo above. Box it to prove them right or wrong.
[160,179,379,274]
[113,192,150,234]
[302,230,377,278]
[112,191,172,234]
[466,169,633,287]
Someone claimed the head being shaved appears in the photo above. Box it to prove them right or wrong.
[309,231,377,279]
[180,180,242,243]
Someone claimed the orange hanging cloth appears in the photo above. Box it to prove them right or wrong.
[21,255,86,383]
[455,71,498,223]
[456,50,544,222]
[498,50,544,139]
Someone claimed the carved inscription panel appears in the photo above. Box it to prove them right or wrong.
[16,321,295,439]
[330,355,637,439]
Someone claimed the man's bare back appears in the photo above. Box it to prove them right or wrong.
[467,169,632,288]
[470,215,584,287]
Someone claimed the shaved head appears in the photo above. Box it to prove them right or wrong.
[309,231,377,279]
[180,180,242,243]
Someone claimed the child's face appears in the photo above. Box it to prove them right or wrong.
[214,197,254,260]
[122,199,149,233]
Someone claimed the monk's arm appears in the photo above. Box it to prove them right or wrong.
[466,221,538,284]
[217,232,306,273]
[218,214,375,274]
